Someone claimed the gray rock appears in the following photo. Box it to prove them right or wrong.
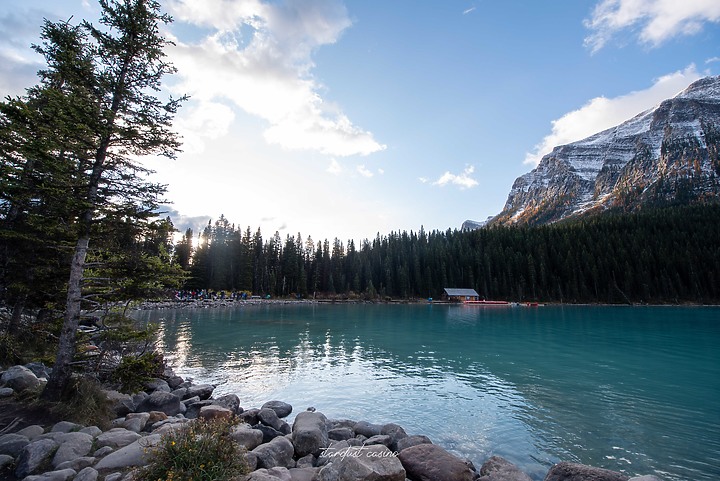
[21,468,77,481]
[50,421,81,433]
[295,454,315,468]
[231,423,264,450]
[135,390,183,416]
[184,399,214,419]
[0,454,14,469]
[74,466,99,481]
[103,473,123,481]
[259,408,291,433]
[262,400,293,418]
[398,443,475,481]
[364,434,392,446]
[245,451,259,472]
[252,435,295,469]
[292,411,329,458]
[318,440,350,467]
[328,427,354,441]
[479,456,532,481]
[93,446,114,457]
[544,462,629,481]
[396,434,432,452]
[78,426,102,438]
[245,467,292,481]
[55,456,95,471]
[166,375,184,389]
[254,424,285,444]
[14,438,59,478]
[94,433,162,470]
[0,365,40,392]
[199,405,234,421]
[103,390,134,417]
[329,419,357,430]
[0,387,13,397]
[123,412,151,433]
[0,433,30,456]
[185,383,214,400]
[17,425,45,440]
[381,423,408,451]
[24,362,51,380]
[52,432,94,468]
[239,408,260,425]
[353,420,383,438]
[214,393,242,413]
[317,444,405,481]
[144,378,170,392]
[131,391,148,406]
[289,467,320,481]
[95,428,142,449]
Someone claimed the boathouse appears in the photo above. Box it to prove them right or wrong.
[442,288,480,302]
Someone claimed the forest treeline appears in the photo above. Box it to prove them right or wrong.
[178,204,720,304]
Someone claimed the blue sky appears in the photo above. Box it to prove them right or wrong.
[1,0,719,245]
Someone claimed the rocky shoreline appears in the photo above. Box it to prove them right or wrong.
[0,363,666,481]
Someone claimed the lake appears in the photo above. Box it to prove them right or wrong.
[134,303,720,481]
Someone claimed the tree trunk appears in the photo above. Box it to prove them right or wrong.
[6,296,26,335]
[42,236,88,401]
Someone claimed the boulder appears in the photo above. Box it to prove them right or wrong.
[239,408,261,425]
[544,462,629,481]
[166,375,184,389]
[23,362,51,380]
[55,456,96,471]
[328,427,354,441]
[231,423,264,450]
[214,393,242,413]
[74,467,99,481]
[245,467,293,481]
[79,426,102,438]
[0,433,30,457]
[262,400,293,418]
[185,383,214,400]
[14,438,59,478]
[184,400,214,419]
[292,411,330,458]
[396,435,432,452]
[353,421,383,438]
[0,365,40,392]
[252,435,295,469]
[144,378,170,393]
[289,467,320,481]
[21,468,77,481]
[199,405,234,421]
[135,390,183,416]
[254,424,285,444]
[259,408,291,433]
[95,428,142,449]
[317,444,406,481]
[0,387,13,397]
[103,390,134,417]
[52,432,94,468]
[50,421,82,433]
[364,434,392,447]
[381,423,408,451]
[123,412,151,433]
[478,456,532,481]
[398,443,475,481]
[94,433,162,470]
[0,454,14,470]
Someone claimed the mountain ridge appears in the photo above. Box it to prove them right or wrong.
[466,76,720,228]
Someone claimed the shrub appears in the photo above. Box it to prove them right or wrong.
[135,417,249,481]
[112,351,165,394]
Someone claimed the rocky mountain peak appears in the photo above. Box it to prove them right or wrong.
[479,76,720,227]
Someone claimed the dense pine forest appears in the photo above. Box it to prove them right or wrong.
[178,204,720,304]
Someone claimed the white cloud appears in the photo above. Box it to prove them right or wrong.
[166,0,385,157]
[327,159,342,175]
[174,101,236,154]
[463,7,476,15]
[356,164,373,178]
[585,0,720,52]
[432,165,479,189]
[524,65,703,166]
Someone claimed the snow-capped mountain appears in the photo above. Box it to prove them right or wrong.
[481,76,720,227]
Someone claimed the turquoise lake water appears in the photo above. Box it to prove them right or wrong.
[134,304,720,480]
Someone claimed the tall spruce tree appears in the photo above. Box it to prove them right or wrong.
[38,0,185,401]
